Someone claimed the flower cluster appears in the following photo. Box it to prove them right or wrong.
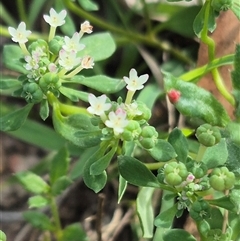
[86,69,157,146]
[8,8,94,103]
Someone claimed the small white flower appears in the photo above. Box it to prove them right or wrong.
[105,108,129,136]
[123,68,149,91]
[24,55,39,70]
[80,21,93,34]
[81,56,94,69]
[59,49,81,70]
[48,63,58,73]
[8,22,32,44]
[87,94,111,116]
[62,32,85,52]
[43,8,67,27]
[31,47,46,60]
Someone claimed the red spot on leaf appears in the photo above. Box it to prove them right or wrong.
[167,89,181,104]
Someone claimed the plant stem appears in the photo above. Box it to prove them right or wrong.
[145,162,165,170]
[222,190,229,233]
[200,0,235,106]
[62,0,193,65]
[59,102,89,116]
[196,144,207,162]
[50,196,62,240]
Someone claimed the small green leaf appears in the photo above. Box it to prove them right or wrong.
[80,32,116,61]
[59,86,89,102]
[118,175,128,203]
[77,0,99,11]
[83,142,110,193]
[137,187,155,238]
[154,204,178,228]
[0,78,21,90]
[163,229,197,241]
[51,176,72,195]
[0,230,7,241]
[69,75,125,94]
[3,45,26,74]
[202,139,228,169]
[50,147,69,184]
[0,104,33,131]
[168,128,188,163]
[28,195,49,208]
[118,155,160,188]
[90,144,117,175]
[149,139,177,162]
[39,99,49,121]
[23,211,54,231]
[207,196,236,211]
[62,223,88,241]
[15,171,49,194]
[163,72,230,126]
[52,108,101,148]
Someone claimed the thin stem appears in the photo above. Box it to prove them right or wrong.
[50,196,62,240]
[19,42,30,55]
[222,190,229,233]
[145,162,165,170]
[59,103,89,116]
[62,0,193,65]
[196,144,207,162]
[125,90,135,104]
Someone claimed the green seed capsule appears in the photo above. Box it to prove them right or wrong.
[22,82,43,103]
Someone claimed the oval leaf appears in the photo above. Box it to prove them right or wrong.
[163,72,230,126]
[0,104,33,131]
[163,229,197,241]
[118,155,160,188]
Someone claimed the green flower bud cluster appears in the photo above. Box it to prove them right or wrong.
[196,124,221,147]
[163,162,189,186]
[133,101,151,123]
[211,0,233,11]
[39,73,61,97]
[138,126,158,149]
[209,167,235,191]
[21,82,43,103]
[186,158,208,179]
[122,120,142,141]
[206,229,229,241]
[189,199,211,221]
[49,36,64,55]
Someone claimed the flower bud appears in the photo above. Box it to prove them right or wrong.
[196,124,221,147]
[49,36,64,55]
[28,39,48,53]
[133,101,151,122]
[22,82,43,103]
[167,89,181,104]
[164,162,188,186]
[138,126,158,149]
[209,167,235,191]
[122,120,141,141]
[186,157,208,179]
[211,0,232,11]
[39,73,61,96]
[189,200,211,221]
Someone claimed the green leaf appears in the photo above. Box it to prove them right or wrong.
[23,211,54,231]
[51,176,72,195]
[163,72,230,126]
[137,187,155,238]
[0,230,7,241]
[62,223,88,241]
[28,195,49,208]
[52,108,101,148]
[154,204,178,228]
[28,0,47,28]
[149,139,177,162]
[39,99,49,121]
[80,32,116,61]
[118,175,128,203]
[60,86,89,102]
[207,196,236,211]
[15,171,49,194]
[231,44,240,91]
[118,155,160,188]
[83,142,110,193]
[69,75,125,94]
[168,128,188,163]
[0,77,21,90]
[202,139,228,169]
[50,147,69,184]
[90,144,117,175]
[3,45,26,74]
[163,229,197,241]
[0,104,33,131]
[77,0,99,11]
